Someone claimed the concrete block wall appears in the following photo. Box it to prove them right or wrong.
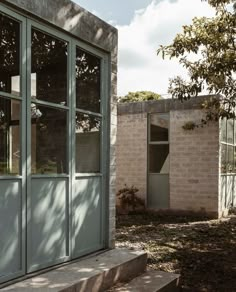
[117,97,221,217]
[116,113,147,201]
[108,54,118,248]
[169,110,220,216]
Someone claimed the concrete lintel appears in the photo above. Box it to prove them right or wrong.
[2,0,118,53]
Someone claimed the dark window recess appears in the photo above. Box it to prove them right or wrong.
[149,144,169,174]
[75,113,101,173]
[31,29,68,105]
[227,145,234,173]
[221,144,227,173]
[227,119,234,144]
[0,96,21,175]
[221,118,227,143]
[76,48,101,113]
[150,115,169,142]
[31,104,67,174]
[0,12,20,96]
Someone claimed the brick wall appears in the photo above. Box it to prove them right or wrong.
[170,109,220,215]
[116,113,147,201]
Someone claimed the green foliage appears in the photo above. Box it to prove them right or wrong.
[157,0,236,123]
[116,185,145,211]
[119,91,162,103]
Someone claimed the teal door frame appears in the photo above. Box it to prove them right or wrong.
[0,4,27,283]
[0,3,110,284]
[147,113,170,209]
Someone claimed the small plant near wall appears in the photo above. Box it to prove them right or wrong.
[116,185,145,212]
[182,121,197,130]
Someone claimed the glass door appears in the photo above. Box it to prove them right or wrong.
[0,6,27,283]
[26,23,71,272]
[148,114,170,209]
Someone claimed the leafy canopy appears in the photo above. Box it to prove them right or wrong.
[157,0,236,123]
[119,91,162,103]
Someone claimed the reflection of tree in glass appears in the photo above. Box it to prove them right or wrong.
[0,12,20,92]
[31,29,68,105]
[76,49,101,112]
[31,30,67,71]
[76,113,100,133]
[0,109,6,131]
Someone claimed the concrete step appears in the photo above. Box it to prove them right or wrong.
[2,248,147,292]
[108,270,180,292]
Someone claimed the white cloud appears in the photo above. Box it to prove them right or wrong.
[117,0,215,96]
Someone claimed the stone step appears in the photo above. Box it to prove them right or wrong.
[2,248,147,292]
[108,270,180,292]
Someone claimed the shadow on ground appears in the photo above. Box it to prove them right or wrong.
[116,213,236,292]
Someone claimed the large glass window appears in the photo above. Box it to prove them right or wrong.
[76,48,101,113]
[220,118,236,174]
[0,97,21,175]
[31,29,68,105]
[31,29,68,174]
[149,114,169,174]
[0,12,20,96]
[150,114,169,142]
[31,104,67,174]
[75,113,101,173]
[75,46,102,174]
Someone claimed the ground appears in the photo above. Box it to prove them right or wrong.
[115,212,236,292]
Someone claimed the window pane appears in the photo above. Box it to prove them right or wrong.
[227,119,234,144]
[150,114,169,142]
[75,113,100,173]
[220,118,227,142]
[0,13,20,96]
[221,144,227,173]
[31,29,67,105]
[76,48,101,113]
[227,145,234,173]
[149,144,169,173]
[0,97,20,175]
[234,147,236,172]
[31,104,67,174]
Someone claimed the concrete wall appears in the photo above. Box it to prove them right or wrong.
[3,0,118,247]
[169,110,219,216]
[116,113,147,200]
[117,97,220,217]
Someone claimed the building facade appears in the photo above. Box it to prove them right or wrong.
[117,97,236,218]
[0,0,117,284]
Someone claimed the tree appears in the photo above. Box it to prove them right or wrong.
[157,0,236,126]
[119,91,162,103]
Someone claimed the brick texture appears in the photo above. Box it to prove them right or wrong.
[117,105,220,216]
[116,113,147,201]
[169,110,220,214]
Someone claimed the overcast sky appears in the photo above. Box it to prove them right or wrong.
[74,0,215,96]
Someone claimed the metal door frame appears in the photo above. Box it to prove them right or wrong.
[0,3,110,283]
[147,113,170,209]
[0,4,27,283]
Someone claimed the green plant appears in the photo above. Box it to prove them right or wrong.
[157,0,236,124]
[118,91,162,103]
[116,185,145,211]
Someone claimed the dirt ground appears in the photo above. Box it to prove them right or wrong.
[115,212,236,292]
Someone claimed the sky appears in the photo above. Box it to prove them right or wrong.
[74,0,215,97]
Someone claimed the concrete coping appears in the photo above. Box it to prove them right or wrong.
[117,95,220,115]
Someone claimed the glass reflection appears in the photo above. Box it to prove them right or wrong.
[31,104,67,174]
[0,97,20,175]
[76,48,101,113]
[149,144,169,174]
[31,29,67,105]
[0,12,20,96]
[150,114,169,142]
[75,113,100,173]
